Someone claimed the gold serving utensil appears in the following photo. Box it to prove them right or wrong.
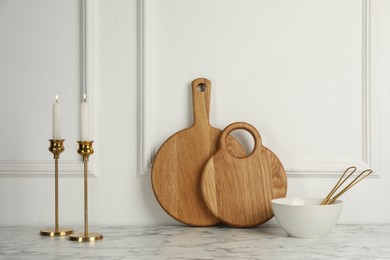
[321,166,373,205]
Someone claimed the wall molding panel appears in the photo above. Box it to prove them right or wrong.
[137,0,379,177]
[0,0,99,177]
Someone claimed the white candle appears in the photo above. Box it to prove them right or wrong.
[53,95,61,139]
[80,94,90,141]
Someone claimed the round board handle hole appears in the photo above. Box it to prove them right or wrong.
[220,122,262,159]
[228,129,255,158]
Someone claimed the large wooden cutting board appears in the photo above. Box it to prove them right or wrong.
[151,78,245,226]
[201,122,287,227]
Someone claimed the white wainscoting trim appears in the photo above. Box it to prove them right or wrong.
[0,0,99,177]
[0,160,96,178]
[137,0,378,177]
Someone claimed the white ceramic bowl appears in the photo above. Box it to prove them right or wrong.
[271,198,343,238]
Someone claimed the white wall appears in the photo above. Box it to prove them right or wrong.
[0,0,389,226]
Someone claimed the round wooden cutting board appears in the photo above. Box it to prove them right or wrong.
[151,78,245,226]
[201,122,287,227]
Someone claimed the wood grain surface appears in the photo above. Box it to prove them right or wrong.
[201,122,287,227]
[151,78,246,226]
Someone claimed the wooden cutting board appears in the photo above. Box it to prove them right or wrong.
[201,122,287,227]
[151,78,246,226]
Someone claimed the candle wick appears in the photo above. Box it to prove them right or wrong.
[83,94,87,102]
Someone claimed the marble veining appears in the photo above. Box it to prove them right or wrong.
[0,225,389,259]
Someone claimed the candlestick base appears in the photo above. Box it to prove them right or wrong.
[40,227,73,237]
[68,232,103,242]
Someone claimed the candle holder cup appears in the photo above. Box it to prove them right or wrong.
[40,139,74,237]
[69,141,103,242]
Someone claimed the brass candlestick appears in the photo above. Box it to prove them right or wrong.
[69,141,103,242]
[40,139,73,237]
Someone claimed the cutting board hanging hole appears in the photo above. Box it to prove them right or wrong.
[219,123,261,160]
[197,83,206,92]
[229,129,255,158]
[196,83,206,92]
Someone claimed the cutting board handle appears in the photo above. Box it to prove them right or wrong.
[192,78,211,127]
[219,122,263,158]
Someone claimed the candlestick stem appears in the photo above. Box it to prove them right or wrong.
[40,139,73,237]
[55,156,59,232]
[84,159,88,237]
[69,141,103,242]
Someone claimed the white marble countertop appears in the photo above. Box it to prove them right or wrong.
[0,224,389,259]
